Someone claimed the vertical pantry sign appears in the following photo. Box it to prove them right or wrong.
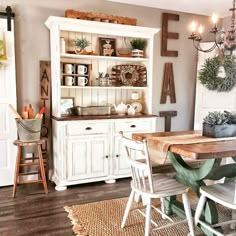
[40,61,51,176]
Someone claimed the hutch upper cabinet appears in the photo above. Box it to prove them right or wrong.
[45,16,160,190]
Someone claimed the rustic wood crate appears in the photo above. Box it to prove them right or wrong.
[65,9,137,26]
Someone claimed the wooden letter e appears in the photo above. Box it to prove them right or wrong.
[161,13,179,57]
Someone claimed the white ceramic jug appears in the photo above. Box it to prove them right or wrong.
[113,102,128,115]
[127,104,135,115]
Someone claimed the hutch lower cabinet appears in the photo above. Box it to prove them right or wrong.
[52,117,156,190]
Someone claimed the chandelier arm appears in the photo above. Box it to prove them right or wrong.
[189,0,236,54]
[192,40,217,53]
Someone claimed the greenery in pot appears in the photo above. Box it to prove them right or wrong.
[74,37,90,53]
[224,111,236,124]
[203,111,236,125]
[203,111,236,138]
[130,38,147,50]
[203,111,228,125]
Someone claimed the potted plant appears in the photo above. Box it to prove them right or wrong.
[202,111,236,138]
[130,38,147,58]
[74,37,91,54]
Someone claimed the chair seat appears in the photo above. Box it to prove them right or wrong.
[200,182,236,210]
[131,173,188,198]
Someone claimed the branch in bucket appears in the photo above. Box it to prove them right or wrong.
[22,106,28,119]
[23,104,45,119]
[35,107,45,119]
[28,104,34,119]
[8,104,45,120]
[8,104,22,120]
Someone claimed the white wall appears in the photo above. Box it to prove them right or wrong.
[1,0,215,131]
[223,15,231,28]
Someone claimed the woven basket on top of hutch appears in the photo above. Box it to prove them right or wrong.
[45,16,160,190]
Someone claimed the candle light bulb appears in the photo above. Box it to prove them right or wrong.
[212,13,218,24]
[191,21,197,32]
[198,25,203,34]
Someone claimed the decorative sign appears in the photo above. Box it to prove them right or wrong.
[161,13,179,57]
[40,61,51,177]
[160,63,176,104]
[159,110,177,132]
[99,37,116,56]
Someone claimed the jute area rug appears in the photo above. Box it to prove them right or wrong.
[65,194,232,236]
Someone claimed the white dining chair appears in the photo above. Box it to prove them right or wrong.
[120,134,195,236]
[195,181,236,236]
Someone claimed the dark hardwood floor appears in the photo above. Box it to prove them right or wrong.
[0,179,131,236]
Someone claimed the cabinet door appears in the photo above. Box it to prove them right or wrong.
[113,133,132,176]
[0,19,17,186]
[67,136,109,181]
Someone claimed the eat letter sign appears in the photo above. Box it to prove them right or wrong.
[161,13,179,57]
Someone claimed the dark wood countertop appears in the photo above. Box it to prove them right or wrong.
[52,113,157,121]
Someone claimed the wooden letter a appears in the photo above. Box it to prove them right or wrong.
[160,63,176,104]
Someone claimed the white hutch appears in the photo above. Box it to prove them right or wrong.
[45,16,159,190]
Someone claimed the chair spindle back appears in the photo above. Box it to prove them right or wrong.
[121,135,154,193]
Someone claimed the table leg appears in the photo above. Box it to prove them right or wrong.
[229,157,236,230]
[166,152,228,236]
[231,211,236,229]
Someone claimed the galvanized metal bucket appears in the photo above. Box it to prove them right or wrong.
[16,118,42,142]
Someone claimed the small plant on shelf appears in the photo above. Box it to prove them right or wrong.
[130,38,147,50]
[129,38,147,58]
[74,37,91,54]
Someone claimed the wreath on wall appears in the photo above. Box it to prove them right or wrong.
[198,55,236,92]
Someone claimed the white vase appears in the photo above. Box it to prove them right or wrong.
[132,49,144,58]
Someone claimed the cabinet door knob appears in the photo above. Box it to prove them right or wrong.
[105,155,109,158]
[85,127,92,130]
[116,154,119,158]
[130,125,136,128]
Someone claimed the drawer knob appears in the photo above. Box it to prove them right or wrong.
[130,125,136,128]
[116,154,119,158]
[105,155,109,158]
[85,127,92,130]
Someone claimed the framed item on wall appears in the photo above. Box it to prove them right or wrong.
[99,37,116,56]
[61,97,74,115]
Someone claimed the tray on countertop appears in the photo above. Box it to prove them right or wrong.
[73,105,112,116]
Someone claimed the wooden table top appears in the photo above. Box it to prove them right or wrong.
[133,130,236,160]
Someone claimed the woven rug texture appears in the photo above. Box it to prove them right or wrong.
[65,193,233,236]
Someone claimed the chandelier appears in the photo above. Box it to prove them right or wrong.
[188,0,236,53]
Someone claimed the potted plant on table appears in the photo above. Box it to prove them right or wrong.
[202,111,236,138]
[74,37,91,54]
[130,38,147,58]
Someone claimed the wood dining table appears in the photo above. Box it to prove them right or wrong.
[132,130,236,236]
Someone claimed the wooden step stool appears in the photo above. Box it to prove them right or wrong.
[13,139,48,198]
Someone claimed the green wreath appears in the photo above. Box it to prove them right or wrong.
[199,55,236,92]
